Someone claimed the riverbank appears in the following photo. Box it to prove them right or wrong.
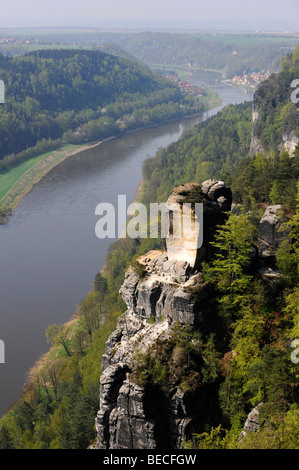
[0,140,115,216]
[0,95,221,218]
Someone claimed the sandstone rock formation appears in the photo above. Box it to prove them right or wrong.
[239,403,264,442]
[257,204,290,295]
[95,180,292,449]
[280,131,299,155]
[95,248,219,449]
[258,205,289,264]
[95,180,232,449]
[165,180,232,268]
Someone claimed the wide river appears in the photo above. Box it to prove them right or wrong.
[0,70,253,416]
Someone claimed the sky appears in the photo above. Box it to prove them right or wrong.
[0,0,298,31]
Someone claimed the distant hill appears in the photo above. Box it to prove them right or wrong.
[116,32,296,78]
[0,49,189,166]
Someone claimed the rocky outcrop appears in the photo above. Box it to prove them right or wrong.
[239,403,263,441]
[280,131,299,155]
[95,248,218,449]
[258,205,288,264]
[95,179,292,449]
[250,135,264,154]
[250,100,265,154]
[250,88,298,155]
[251,131,299,156]
[257,205,290,296]
[166,180,232,268]
[95,180,231,449]
[252,101,260,124]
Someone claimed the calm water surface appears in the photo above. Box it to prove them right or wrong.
[0,70,253,415]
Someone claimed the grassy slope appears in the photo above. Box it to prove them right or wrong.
[0,144,81,208]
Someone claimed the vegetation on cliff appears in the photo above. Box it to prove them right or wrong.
[252,47,299,151]
[0,49,299,449]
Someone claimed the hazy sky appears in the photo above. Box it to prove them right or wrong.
[0,0,298,30]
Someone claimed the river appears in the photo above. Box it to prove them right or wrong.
[0,70,253,416]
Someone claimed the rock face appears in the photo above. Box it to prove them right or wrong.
[95,180,232,449]
[95,249,217,449]
[258,205,289,264]
[94,179,292,449]
[166,180,232,268]
[250,89,298,156]
[257,205,290,296]
[280,131,299,155]
[239,403,263,441]
[250,135,264,154]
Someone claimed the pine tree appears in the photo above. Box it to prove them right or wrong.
[203,213,256,312]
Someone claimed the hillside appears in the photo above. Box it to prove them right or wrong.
[1,48,299,449]
[117,32,295,78]
[0,48,218,215]
[251,48,299,153]
[1,30,297,79]
[0,49,202,170]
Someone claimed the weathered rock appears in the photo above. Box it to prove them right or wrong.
[239,403,263,441]
[119,250,211,329]
[95,181,231,450]
[258,266,283,297]
[279,131,299,155]
[166,180,232,268]
[95,247,217,449]
[258,205,289,264]
[95,363,130,448]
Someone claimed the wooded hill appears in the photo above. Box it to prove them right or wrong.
[0,48,299,450]
[0,49,201,171]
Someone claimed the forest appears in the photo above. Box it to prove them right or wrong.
[0,48,299,449]
[0,30,297,79]
[117,32,294,78]
[252,47,299,150]
[0,49,203,172]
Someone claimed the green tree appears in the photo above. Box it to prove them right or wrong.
[46,324,72,357]
[94,272,108,301]
[276,182,299,285]
[0,425,13,449]
[203,213,256,311]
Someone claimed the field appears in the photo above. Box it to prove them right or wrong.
[0,144,84,210]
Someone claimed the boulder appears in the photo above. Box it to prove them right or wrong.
[239,403,263,441]
[258,205,289,264]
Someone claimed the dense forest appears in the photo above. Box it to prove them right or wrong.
[0,30,297,78]
[252,48,299,150]
[117,32,293,78]
[0,49,203,171]
[0,48,299,449]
